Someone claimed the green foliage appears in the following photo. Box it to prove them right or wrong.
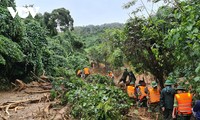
[67,84,130,119]
[163,0,200,98]
[84,28,125,70]
[44,8,74,36]
[125,0,200,94]
[0,1,23,42]
[0,1,79,85]
[0,55,6,65]
[50,74,131,119]
[19,19,47,75]
[42,31,87,76]
[85,74,114,85]
[0,35,24,63]
[123,16,174,88]
[107,48,124,69]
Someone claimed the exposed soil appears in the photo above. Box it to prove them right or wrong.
[0,66,155,120]
[0,80,70,120]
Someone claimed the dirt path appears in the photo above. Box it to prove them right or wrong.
[0,92,49,120]
[0,81,66,120]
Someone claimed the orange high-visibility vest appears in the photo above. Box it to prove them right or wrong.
[84,67,90,75]
[139,86,147,100]
[148,87,160,103]
[108,72,114,78]
[77,70,81,75]
[175,93,192,115]
[127,86,136,98]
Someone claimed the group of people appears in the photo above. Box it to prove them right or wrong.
[123,72,199,120]
[118,68,136,85]
[76,67,90,79]
[77,67,200,120]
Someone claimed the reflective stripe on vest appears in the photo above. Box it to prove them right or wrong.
[84,68,90,74]
[175,93,192,115]
[127,86,136,98]
[148,87,160,103]
[139,86,147,100]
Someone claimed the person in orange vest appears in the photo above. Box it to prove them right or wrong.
[146,81,161,120]
[127,81,137,105]
[107,71,115,85]
[76,69,82,78]
[172,86,193,120]
[83,67,90,78]
[107,71,114,79]
[138,80,147,116]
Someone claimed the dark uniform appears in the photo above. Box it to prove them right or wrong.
[160,80,175,120]
[118,68,129,84]
[128,71,136,83]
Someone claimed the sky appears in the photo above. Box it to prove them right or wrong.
[15,0,164,26]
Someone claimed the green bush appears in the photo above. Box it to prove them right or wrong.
[51,74,131,119]
[85,74,114,85]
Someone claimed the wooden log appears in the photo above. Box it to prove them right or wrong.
[24,90,51,94]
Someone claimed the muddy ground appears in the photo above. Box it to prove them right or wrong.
[0,67,154,120]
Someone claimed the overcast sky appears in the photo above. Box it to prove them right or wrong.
[15,0,163,26]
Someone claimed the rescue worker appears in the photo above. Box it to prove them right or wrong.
[160,80,176,120]
[127,81,137,105]
[139,79,146,86]
[107,71,115,85]
[107,71,114,79]
[128,70,136,84]
[135,83,141,107]
[118,68,129,85]
[138,80,147,116]
[172,86,192,120]
[146,81,161,120]
[76,69,82,78]
[193,100,200,120]
[83,67,90,78]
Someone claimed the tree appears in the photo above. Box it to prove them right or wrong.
[124,0,200,91]
[123,6,177,88]
[0,0,23,42]
[164,0,200,98]
[0,0,25,82]
[44,8,74,36]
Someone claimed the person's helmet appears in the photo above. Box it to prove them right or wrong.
[130,81,135,85]
[164,80,173,85]
[151,81,157,88]
[176,86,185,91]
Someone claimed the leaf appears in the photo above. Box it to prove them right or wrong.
[192,28,199,33]
[186,25,193,31]
[195,64,200,73]
[0,54,6,65]
[196,86,200,93]
[194,77,200,82]
[173,33,180,45]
